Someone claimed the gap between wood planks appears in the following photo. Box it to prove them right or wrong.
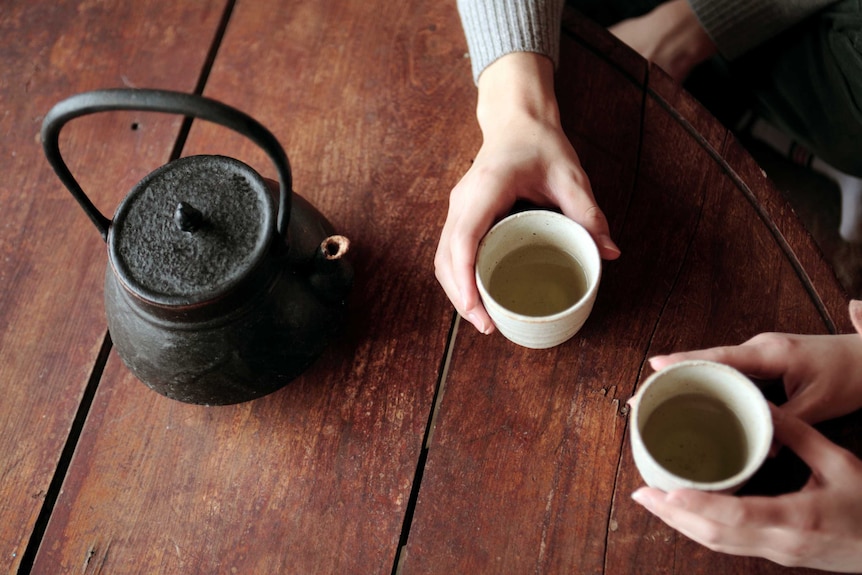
[391,311,460,575]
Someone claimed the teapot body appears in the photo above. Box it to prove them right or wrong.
[105,192,351,405]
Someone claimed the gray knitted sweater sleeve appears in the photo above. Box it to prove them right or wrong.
[457,0,837,82]
[689,0,838,60]
[457,0,564,83]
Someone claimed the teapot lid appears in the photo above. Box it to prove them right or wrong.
[108,155,275,307]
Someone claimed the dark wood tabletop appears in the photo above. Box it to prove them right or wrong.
[2,1,859,574]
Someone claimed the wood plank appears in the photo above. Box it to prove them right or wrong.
[556,24,645,242]
[0,1,226,572]
[32,0,469,572]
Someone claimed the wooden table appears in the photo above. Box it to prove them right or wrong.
[2,1,859,573]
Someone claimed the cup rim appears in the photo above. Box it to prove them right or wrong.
[475,210,601,321]
[630,359,774,492]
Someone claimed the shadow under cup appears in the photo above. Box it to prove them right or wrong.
[630,360,773,493]
[475,210,601,349]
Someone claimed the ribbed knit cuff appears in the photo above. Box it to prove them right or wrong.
[457,0,564,83]
[688,0,836,60]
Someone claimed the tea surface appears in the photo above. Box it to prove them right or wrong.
[642,393,747,482]
[488,244,586,317]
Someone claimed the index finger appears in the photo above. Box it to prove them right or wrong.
[648,340,789,380]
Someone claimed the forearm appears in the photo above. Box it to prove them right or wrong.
[688,0,838,59]
[457,0,564,83]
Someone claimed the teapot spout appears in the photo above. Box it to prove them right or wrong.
[320,235,350,261]
[309,235,353,302]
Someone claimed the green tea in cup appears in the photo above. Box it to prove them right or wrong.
[488,244,588,317]
[641,392,748,483]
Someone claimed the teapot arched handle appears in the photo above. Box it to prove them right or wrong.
[41,89,292,244]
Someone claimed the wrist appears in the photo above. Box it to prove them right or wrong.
[475,52,560,137]
[651,0,716,78]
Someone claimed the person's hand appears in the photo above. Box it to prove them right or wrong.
[435,52,620,333]
[609,0,716,82]
[632,405,862,572]
[648,303,862,425]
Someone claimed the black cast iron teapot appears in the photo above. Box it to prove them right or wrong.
[42,89,353,405]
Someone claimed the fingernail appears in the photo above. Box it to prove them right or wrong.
[467,313,486,333]
[647,356,668,371]
[599,234,621,255]
[631,489,653,510]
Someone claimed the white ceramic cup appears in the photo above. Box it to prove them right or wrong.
[629,359,773,493]
[474,210,601,349]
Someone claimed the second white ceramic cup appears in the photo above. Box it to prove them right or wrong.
[629,359,773,493]
[475,210,601,349]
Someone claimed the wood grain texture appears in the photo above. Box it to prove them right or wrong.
[31,0,469,573]
[0,1,226,572]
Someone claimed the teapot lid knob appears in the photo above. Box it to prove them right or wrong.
[174,201,204,233]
